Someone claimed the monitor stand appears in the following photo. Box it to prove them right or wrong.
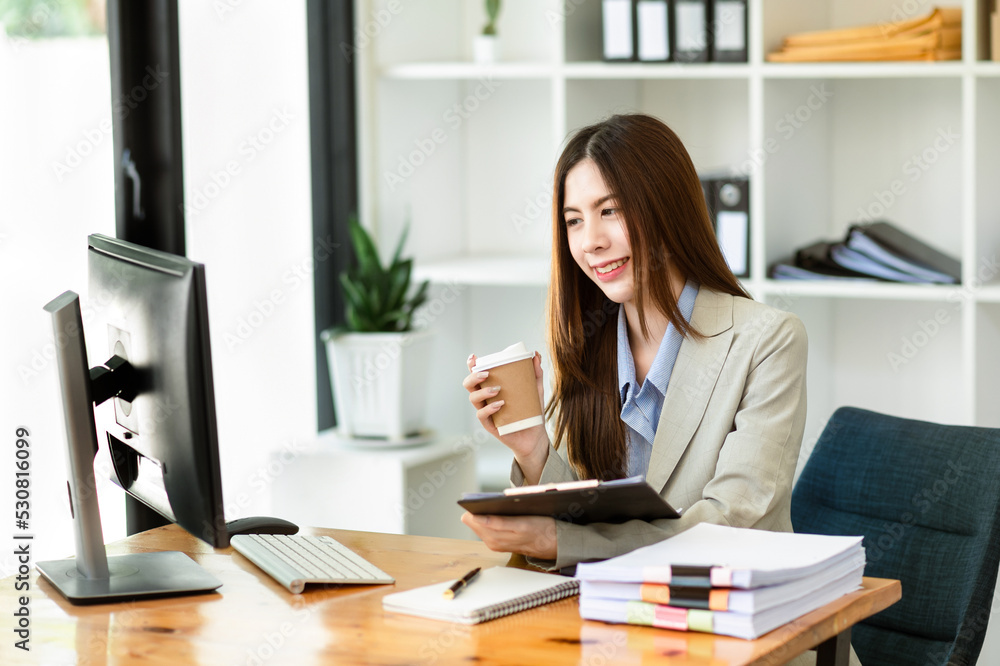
[36,551,222,605]
[37,292,222,604]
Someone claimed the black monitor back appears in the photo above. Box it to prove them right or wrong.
[87,233,227,548]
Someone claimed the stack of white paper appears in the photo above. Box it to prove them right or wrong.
[575,523,865,640]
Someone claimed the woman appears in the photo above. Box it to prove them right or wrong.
[461,113,808,573]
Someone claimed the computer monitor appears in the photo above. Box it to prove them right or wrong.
[87,233,227,547]
[37,233,289,604]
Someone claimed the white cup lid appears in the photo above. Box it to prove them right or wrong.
[472,342,534,371]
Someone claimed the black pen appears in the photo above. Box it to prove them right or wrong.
[443,567,481,599]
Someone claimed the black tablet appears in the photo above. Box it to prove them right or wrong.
[458,476,681,525]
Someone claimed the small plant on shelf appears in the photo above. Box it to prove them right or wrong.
[322,217,433,442]
[474,0,502,63]
[338,217,429,333]
[482,0,501,36]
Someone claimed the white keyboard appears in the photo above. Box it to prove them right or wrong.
[230,533,395,594]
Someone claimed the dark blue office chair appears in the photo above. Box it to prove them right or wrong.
[792,406,1000,666]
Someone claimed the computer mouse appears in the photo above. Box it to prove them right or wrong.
[226,516,300,536]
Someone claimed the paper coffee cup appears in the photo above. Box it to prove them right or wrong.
[473,342,544,435]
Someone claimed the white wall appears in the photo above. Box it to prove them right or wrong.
[0,1,315,571]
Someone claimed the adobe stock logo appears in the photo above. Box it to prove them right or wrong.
[855,127,959,224]
[181,108,295,219]
[382,76,502,192]
[50,65,169,182]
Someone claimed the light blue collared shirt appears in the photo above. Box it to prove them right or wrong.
[618,281,699,478]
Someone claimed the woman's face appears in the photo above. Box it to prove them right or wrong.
[562,158,635,305]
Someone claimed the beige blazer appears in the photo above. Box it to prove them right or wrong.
[513,288,809,571]
[511,290,856,665]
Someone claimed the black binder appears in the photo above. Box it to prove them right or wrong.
[602,0,637,61]
[674,0,710,62]
[769,257,878,281]
[458,476,680,525]
[710,0,748,62]
[636,0,672,62]
[795,241,875,279]
[847,221,961,283]
[711,177,749,278]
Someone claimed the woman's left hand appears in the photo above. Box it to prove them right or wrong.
[460,513,558,560]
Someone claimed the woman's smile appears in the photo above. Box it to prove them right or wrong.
[593,257,630,281]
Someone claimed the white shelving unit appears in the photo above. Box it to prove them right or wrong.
[356,0,1000,471]
[269,431,477,540]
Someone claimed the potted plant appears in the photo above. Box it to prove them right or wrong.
[321,218,432,442]
[473,0,501,63]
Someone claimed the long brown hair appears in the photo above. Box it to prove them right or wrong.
[546,113,750,480]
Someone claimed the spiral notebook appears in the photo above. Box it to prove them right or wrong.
[381,566,580,624]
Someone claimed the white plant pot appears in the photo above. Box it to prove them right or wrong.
[473,34,500,64]
[321,329,433,442]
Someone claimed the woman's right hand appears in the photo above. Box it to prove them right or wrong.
[463,352,550,483]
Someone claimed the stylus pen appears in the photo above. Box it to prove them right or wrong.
[443,567,481,599]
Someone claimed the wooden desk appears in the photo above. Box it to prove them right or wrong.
[2,525,900,665]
